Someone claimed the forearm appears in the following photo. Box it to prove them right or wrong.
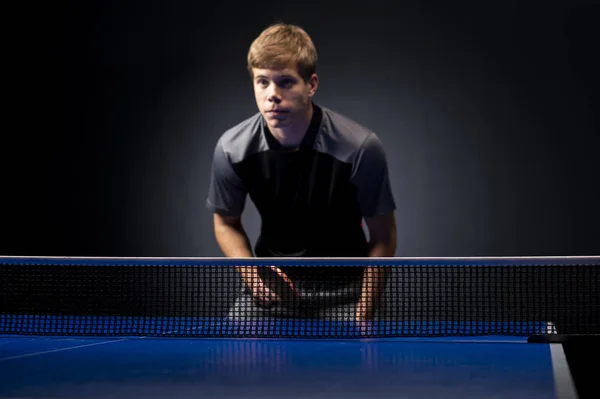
[214,220,256,281]
[357,267,387,318]
[358,266,387,304]
[363,239,395,291]
[367,238,395,258]
[357,239,396,319]
[215,221,253,257]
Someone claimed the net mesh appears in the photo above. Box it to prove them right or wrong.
[1,256,598,338]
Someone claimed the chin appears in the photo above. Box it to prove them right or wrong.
[269,122,285,130]
[267,118,288,129]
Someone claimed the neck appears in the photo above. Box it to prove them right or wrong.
[270,103,314,147]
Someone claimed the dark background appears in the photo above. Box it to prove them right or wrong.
[2,0,598,258]
[1,4,598,397]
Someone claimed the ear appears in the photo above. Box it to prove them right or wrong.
[307,73,319,97]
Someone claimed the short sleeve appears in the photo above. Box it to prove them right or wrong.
[206,139,247,216]
[351,133,396,218]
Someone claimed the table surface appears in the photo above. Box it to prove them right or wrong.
[0,319,578,399]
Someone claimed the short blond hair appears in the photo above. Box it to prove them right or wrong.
[247,23,318,82]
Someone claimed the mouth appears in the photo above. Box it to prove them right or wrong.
[267,109,288,114]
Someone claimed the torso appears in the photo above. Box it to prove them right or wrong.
[220,104,377,281]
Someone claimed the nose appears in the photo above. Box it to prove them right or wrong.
[267,83,282,103]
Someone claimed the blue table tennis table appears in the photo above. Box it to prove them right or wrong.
[0,318,578,399]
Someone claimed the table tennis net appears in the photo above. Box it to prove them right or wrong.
[1,257,598,339]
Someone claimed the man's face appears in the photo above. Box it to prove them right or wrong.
[252,64,318,130]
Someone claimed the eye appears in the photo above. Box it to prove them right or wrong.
[280,79,294,87]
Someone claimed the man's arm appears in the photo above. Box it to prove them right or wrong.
[214,213,281,306]
[356,211,397,321]
[213,213,253,258]
[348,132,396,320]
[214,212,257,281]
[365,211,397,257]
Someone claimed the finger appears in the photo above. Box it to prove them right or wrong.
[269,290,281,302]
[269,266,300,298]
[270,266,296,289]
[254,294,275,309]
[255,286,280,307]
[260,285,280,303]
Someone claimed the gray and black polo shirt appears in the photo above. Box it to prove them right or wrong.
[207,104,396,280]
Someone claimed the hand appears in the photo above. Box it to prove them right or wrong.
[237,266,283,309]
[354,306,376,336]
[355,266,386,322]
[355,301,374,322]
[248,277,282,308]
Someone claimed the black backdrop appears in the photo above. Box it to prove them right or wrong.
[2,0,598,258]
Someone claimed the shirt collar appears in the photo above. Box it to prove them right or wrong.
[263,103,323,151]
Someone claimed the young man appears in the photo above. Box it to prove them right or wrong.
[207,23,396,321]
